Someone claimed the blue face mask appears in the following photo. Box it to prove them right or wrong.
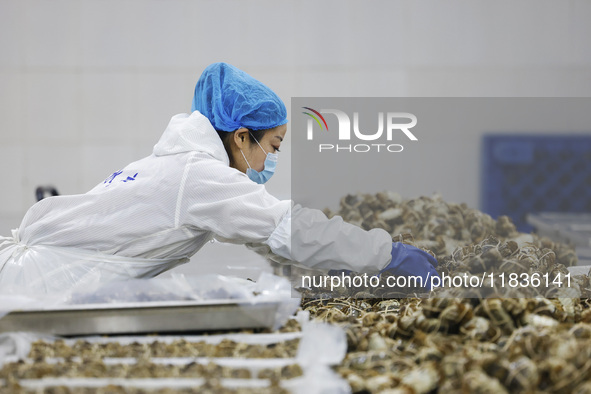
[240,136,278,184]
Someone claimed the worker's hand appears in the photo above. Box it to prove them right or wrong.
[380,242,439,291]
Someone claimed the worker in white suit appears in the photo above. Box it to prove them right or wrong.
[0,63,438,295]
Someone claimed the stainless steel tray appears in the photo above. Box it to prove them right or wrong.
[527,212,591,247]
[0,299,280,336]
[527,212,591,265]
[568,265,591,276]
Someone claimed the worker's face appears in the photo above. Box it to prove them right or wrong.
[233,124,287,173]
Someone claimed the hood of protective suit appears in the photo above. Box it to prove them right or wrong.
[153,111,229,165]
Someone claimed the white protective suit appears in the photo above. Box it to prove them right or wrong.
[0,111,392,294]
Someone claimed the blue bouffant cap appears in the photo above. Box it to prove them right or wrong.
[191,62,288,132]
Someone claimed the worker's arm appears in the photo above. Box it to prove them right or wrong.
[181,154,437,278]
[179,155,392,273]
[260,205,439,290]
[262,204,393,273]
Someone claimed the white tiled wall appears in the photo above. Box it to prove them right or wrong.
[24,1,83,68]
[24,72,81,145]
[1,0,591,275]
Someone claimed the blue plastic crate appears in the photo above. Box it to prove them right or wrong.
[481,134,591,232]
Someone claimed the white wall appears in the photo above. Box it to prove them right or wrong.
[1,0,591,276]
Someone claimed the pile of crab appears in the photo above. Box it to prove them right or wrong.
[323,192,577,267]
[299,192,591,393]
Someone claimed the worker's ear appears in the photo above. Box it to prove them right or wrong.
[234,128,249,149]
